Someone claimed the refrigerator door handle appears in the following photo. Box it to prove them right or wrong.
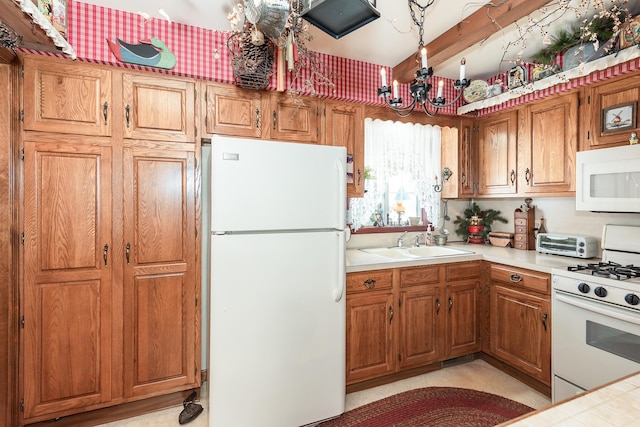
[333,231,346,302]
[336,158,346,227]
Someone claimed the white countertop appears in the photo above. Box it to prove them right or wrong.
[499,371,640,427]
[346,242,588,273]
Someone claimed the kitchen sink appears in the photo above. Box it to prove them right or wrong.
[360,247,422,259]
[361,246,473,260]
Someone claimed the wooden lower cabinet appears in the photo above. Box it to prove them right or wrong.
[346,291,396,383]
[22,137,114,421]
[488,263,551,386]
[122,146,198,398]
[445,281,481,358]
[346,262,481,386]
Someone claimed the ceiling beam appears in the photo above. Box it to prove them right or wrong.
[392,0,552,83]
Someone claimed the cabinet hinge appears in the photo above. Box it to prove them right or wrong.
[587,131,590,140]
[587,95,591,105]
[398,353,402,362]
[20,399,24,412]
[20,316,24,329]
[204,115,207,127]
[195,296,198,307]
[398,297,402,307]
[21,232,24,244]
[20,66,24,77]
[19,110,24,122]
[195,157,198,169]
[195,226,198,238]
[20,148,24,160]
[204,90,208,102]
[195,125,198,138]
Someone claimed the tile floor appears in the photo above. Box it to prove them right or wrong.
[96,359,551,426]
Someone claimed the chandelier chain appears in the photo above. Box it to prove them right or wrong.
[408,0,435,47]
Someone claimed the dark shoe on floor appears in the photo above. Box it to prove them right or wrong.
[179,401,203,425]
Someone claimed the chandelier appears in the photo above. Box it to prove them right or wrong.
[377,0,470,117]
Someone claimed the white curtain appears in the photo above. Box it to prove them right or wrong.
[349,118,441,230]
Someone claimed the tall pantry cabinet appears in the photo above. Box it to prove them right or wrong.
[19,55,200,423]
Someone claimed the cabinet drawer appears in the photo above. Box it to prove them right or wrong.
[445,261,481,281]
[514,218,528,226]
[515,226,528,234]
[347,270,393,293]
[489,263,550,294]
[514,241,529,250]
[399,265,441,287]
[514,233,528,241]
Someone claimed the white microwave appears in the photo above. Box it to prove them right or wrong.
[576,144,640,212]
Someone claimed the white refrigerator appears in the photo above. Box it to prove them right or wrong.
[209,135,347,427]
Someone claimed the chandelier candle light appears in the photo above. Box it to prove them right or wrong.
[377,0,470,116]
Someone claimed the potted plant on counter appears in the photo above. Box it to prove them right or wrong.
[454,202,508,244]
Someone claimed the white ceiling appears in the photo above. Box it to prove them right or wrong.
[77,0,631,81]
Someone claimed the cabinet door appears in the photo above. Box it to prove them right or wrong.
[269,94,319,143]
[478,111,517,195]
[201,82,264,138]
[22,140,113,422]
[398,286,443,370]
[23,56,112,136]
[445,281,481,358]
[324,101,364,197]
[585,73,640,149]
[346,292,395,384]
[122,73,195,142]
[519,93,577,194]
[459,123,478,197]
[490,285,551,385]
[122,146,198,398]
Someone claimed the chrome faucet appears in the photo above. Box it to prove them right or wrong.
[397,231,408,247]
[411,233,423,247]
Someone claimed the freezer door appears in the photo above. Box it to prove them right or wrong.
[211,135,346,232]
[209,231,346,427]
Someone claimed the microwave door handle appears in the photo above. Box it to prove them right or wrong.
[555,292,640,326]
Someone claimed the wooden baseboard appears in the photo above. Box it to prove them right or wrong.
[23,389,200,427]
[347,353,551,398]
[476,353,551,398]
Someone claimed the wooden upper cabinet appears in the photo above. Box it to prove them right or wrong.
[201,82,264,138]
[122,146,198,397]
[23,55,112,136]
[22,138,113,422]
[269,93,319,143]
[122,73,195,142]
[584,73,640,149]
[518,92,577,194]
[478,111,517,195]
[323,101,365,197]
[441,124,477,199]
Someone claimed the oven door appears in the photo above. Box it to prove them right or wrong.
[553,290,640,397]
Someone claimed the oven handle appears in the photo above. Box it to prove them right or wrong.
[555,292,640,326]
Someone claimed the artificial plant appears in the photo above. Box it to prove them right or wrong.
[453,202,508,242]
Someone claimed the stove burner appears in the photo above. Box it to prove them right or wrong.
[567,262,640,280]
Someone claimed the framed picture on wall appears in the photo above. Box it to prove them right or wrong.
[602,102,637,134]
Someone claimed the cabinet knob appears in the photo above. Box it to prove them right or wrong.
[510,169,515,185]
[525,168,532,185]
[541,312,548,331]
[362,278,376,289]
[389,305,394,324]
[102,102,108,125]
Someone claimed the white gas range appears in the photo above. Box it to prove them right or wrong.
[551,224,640,403]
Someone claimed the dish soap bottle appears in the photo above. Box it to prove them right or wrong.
[426,225,433,246]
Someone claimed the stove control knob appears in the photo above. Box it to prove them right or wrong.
[594,287,608,298]
[625,294,640,306]
[577,283,590,293]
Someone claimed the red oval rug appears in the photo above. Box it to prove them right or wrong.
[318,387,534,427]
